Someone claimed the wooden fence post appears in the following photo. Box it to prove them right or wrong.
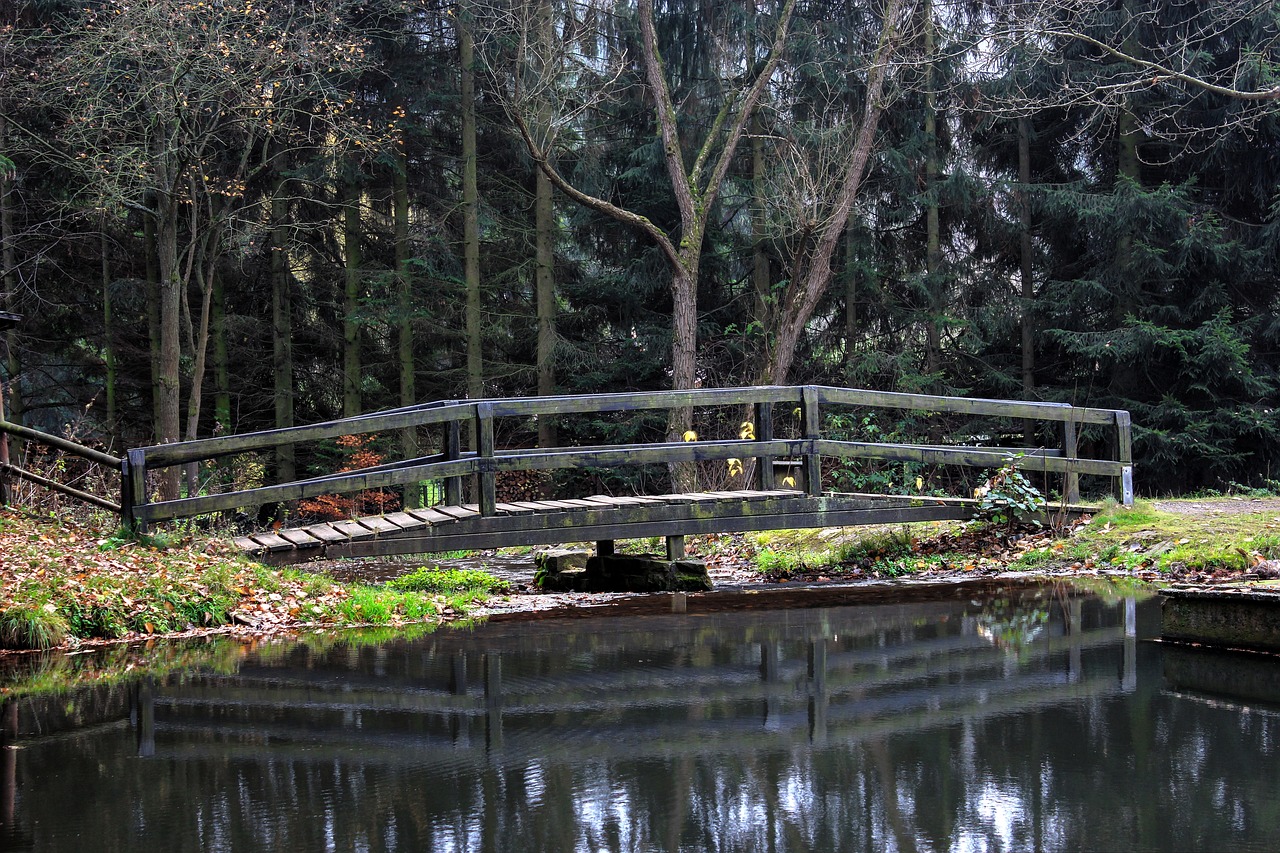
[801,386,821,496]
[1063,413,1081,505]
[1114,410,1133,505]
[477,402,496,516]
[126,448,149,533]
[119,457,135,531]
[755,401,775,490]
[444,418,463,508]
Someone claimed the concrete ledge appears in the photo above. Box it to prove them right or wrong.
[1161,586,1280,652]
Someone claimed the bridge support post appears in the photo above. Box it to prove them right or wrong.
[476,403,496,516]
[1112,411,1133,506]
[755,402,775,490]
[595,540,614,556]
[801,386,822,496]
[444,419,463,508]
[666,535,685,560]
[126,449,149,534]
[1063,415,1081,505]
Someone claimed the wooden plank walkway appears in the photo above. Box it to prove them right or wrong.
[232,489,1053,565]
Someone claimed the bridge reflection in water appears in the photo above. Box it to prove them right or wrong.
[7,584,1280,852]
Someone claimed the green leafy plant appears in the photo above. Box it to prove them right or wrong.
[974,457,1047,529]
[387,567,509,596]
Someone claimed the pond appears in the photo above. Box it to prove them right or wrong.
[3,581,1280,852]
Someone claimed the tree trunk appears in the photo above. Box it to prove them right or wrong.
[535,161,557,446]
[154,198,183,501]
[757,0,906,388]
[144,206,162,434]
[212,268,232,487]
[461,20,483,406]
[534,0,557,449]
[0,115,21,465]
[922,0,942,381]
[342,179,363,419]
[1018,116,1035,397]
[271,192,295,486]
[394,143,420,508]
[842,222,860,377]
[212,269,230,436]
[101,223,117,448]
[1018,115,1037,442]
[182,250,217,492]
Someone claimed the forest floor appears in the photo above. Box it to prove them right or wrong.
[2,497,1278,657]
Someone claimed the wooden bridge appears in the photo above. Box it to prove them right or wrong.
[0,385,1133,563]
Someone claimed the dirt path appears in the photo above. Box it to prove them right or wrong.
[1152,497,1280,517]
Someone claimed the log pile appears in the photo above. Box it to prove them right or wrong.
[495,469,553,502]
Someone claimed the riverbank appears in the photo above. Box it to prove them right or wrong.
[3,497,1278,653]
[0,509,506,652]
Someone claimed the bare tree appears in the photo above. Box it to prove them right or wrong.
[752,0,920,386]
[477,0,797,460]
[10,0,383,498]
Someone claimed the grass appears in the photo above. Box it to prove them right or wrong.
[1009,500,1280,574]
[0,510,507,651]
[746,498,1280,580]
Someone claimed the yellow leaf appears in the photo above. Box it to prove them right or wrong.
[782,476,796,488]
[915,476,923,491]
[727,458,743,477]
[739,421,756,440]
[682,430,698,442]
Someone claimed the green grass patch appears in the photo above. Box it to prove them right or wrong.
[387,567,509,596]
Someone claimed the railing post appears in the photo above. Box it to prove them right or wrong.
[801,386,821,497]
[126,448,149,533]
[443,418,463,507]
[755,401,775,491]
[1113,410,1133,506]
[1063,413,1081,505]
[477,402,496,516]
[119,457,136,531]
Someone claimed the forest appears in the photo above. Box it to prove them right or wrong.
[0,0,1277,499]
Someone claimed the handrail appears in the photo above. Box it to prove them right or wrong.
[118,385,1133,530]
[0,419,122,467]
[0,418,128,517]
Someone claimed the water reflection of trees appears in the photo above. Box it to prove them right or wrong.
[8,589,1280,852]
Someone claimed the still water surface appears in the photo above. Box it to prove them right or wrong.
[4,582,1280,852]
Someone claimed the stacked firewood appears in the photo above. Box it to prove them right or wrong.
[495,469,552,502]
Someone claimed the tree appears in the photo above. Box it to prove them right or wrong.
[750,0,920,386]
[10,0,383,497]
[480,0,797,456]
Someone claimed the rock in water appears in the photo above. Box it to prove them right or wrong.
[535,552,712,593]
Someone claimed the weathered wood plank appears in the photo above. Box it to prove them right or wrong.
[0,463,122,513]
[404,508,460,526]
[381,512,426,529]
[433,506,479,521]
[814,386,1118,424]
[493,502,539,515]
[248,532,295,552]
[485,386,803,418]
[138,456,479,523]
[358,517,403,535]
[0,419,123,467]
[277,529,324,548]
[332,520,375,539]
[233,536,264,553]
[300,524,347,544]
[327,503,982,560]
[813,439,1122,477]
[139,400,477,467]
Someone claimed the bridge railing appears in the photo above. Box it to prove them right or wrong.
[117,385,1132,531]
[0,419,132,517]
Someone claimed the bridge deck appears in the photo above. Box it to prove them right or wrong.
[233,489,1047,565]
